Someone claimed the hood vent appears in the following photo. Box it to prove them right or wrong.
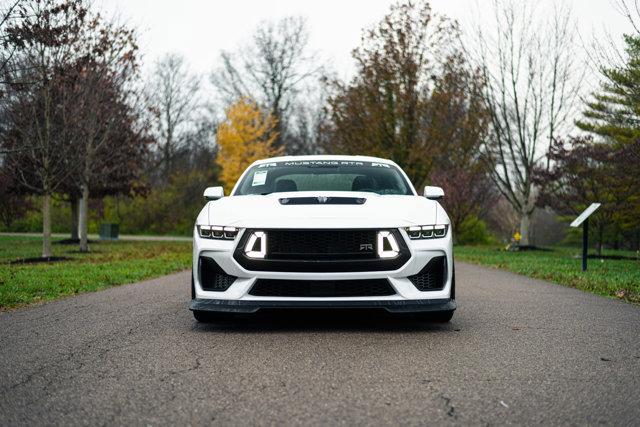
[279,196,366,205]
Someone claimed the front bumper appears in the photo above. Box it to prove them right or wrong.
[190,297,456,314]
[192,227,454,305]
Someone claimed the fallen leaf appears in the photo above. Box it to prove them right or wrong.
[615,290,628,298]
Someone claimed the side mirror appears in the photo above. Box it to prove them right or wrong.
[424,186,444,200]
[203,186,224,200]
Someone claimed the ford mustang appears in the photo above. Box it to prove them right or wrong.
[190,155,455,322]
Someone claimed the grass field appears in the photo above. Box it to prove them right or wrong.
[2,235,638,310]
[455,245,640,304]
[0,236,191,310]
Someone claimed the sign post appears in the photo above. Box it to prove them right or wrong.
[570,203,601,272]
[582,218,588,272]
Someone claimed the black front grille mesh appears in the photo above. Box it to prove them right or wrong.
[234,229,411,272]
[249,279,395,297]
[267,229,377,259]
[408,256,447,291]
[199,256,236,291]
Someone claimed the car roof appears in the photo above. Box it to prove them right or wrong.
[253,155,397,165]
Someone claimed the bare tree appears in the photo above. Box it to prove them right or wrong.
[612,0,640,33]
[0,0,23,84]
[0,0,90,258]
[472,0,581,245]
[581,1,638,95]
[147,53,201,180]
[73,53,146,253]
[1,0,147,254]
[287,83,328,154]
[211,16,321,153]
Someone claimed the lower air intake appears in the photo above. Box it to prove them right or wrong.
[249,279,395,297]
[199,256,236,292]
[408,256,447,291]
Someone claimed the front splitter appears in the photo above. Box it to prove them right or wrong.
[190,298,456,314]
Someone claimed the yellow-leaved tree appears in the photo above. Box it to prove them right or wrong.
[216,98,283,190]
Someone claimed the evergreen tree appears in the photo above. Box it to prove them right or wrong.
[577,35,640,146]
[568,34,640,249]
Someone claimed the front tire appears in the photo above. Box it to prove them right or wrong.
[191,273,233,322]
[450,263,456,300]
[191,272,195,299]
[431,261,457,322]
[193,310,213,323]
[430,310,454,323]
[193,310,233,323]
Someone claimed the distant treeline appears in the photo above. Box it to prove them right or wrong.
[0,0,639,255]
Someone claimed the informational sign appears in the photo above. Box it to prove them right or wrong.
[570,203,601,228]
[570,203,602,272]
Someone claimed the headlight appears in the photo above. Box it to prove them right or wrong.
[198,225,239,240]
[405,224,448,239]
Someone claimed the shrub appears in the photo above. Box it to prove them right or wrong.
[455,216,493,245]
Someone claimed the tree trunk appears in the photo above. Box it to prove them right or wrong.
[519,211,532,246]
[79,184,90,252]
[70,198,79,241]
[42,194,52,258]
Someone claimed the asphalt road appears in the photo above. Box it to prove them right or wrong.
[1,263,639,426]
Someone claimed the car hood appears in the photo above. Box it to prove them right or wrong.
[204,191,447,228]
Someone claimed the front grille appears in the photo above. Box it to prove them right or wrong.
[249,279,395,297]
[199,256,236,291]
[268,229,377,259]
[408,256,447,291]
[233,229,411,272]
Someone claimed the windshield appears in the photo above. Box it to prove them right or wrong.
[234,160,414,196]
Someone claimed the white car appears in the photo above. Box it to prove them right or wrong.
[190,155,455,322]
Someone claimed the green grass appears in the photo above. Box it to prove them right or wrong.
[455,245,640,304]
[3,235,637,309]
[0,235,191,310]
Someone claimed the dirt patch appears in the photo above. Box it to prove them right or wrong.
[9,256,72,265]
[505,245,553,252]
[66,249,100,255]
[56,239,96,245]
[587,254,638,261]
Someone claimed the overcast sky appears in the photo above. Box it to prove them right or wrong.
[99,0,633,81]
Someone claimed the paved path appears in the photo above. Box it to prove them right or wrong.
[0,232,191,241]
[1,263,639,425]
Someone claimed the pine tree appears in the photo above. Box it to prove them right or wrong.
[577,35,640,145]
[571,34,640,249]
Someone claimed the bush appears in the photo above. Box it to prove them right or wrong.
[456,216,494,245]
[1,196,72,233]
[0,169,216,236]
[100,170,214,236]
